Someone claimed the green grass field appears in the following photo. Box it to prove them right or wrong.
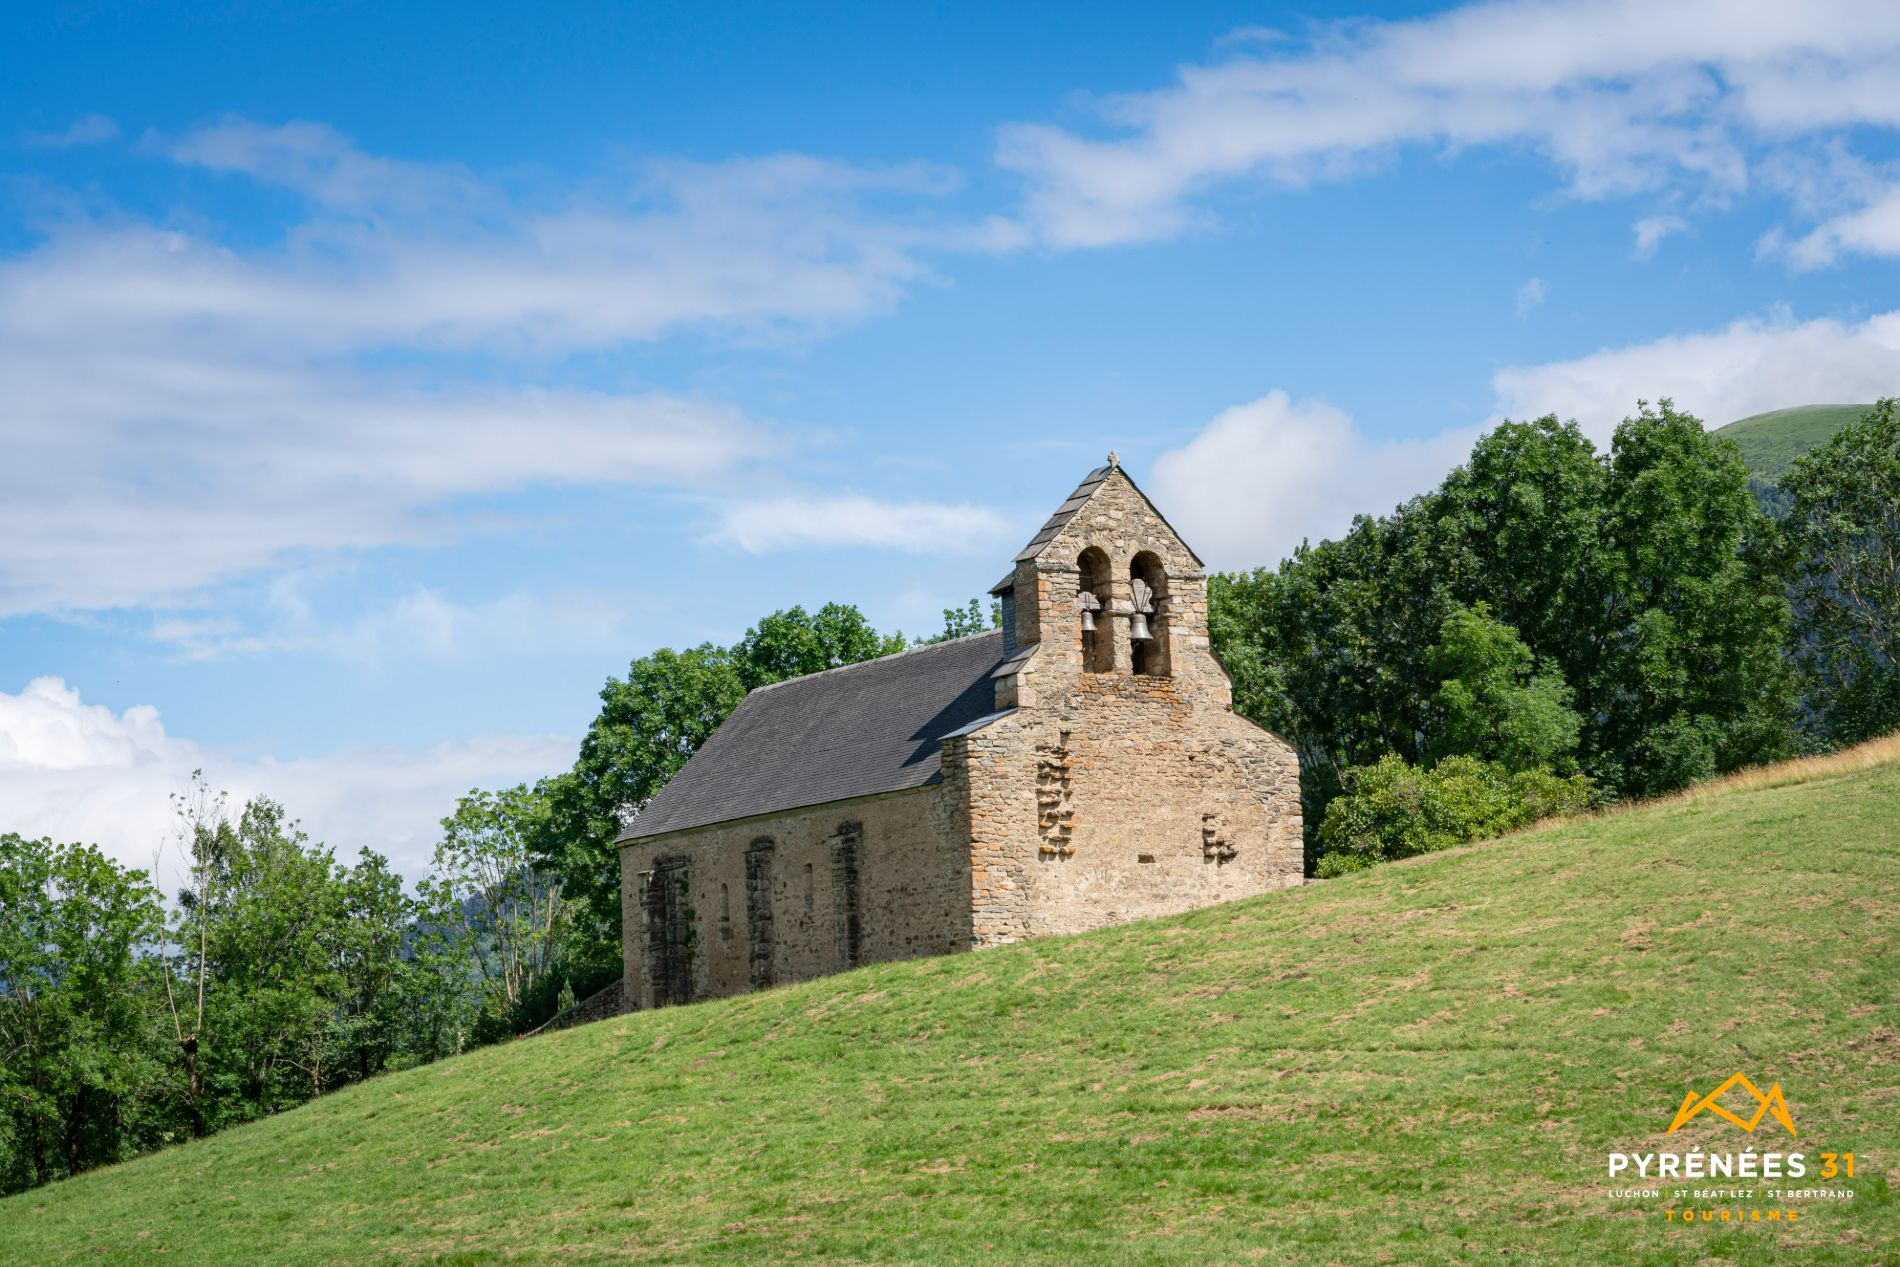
[4,745,1898,1266]
[1713,403,1873,482]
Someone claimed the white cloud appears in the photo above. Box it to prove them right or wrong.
[1491,306,1900,439]
[1515,276,1547,317]
[1148,391,1481,570]
[164,118,487,216]
[105,122,957,351]
[1780,183,1900,269]
[1633,214,1690,257]
[0,353,773,613]
[1154,301,1900,570]
[997,0,1900,252]
[21,113,119,147]
[0,676,569,883]
[148,584,640,664]
[708,495,1013,555]
[0,120,1001,617]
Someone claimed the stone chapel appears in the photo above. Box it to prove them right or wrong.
[617,456,1303,1010]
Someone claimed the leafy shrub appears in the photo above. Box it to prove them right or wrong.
[1317,753,1595,874]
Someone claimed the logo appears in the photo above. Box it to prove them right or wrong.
[1665,1073,1798,1138]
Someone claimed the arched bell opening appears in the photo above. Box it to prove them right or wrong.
[1076,547,1114,673]
[1129,551,1171,677]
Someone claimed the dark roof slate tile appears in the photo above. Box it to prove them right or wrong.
[617,630,1008,842]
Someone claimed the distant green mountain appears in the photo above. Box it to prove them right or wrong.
[1713,403,1872,483]
[1711,403,1874,517]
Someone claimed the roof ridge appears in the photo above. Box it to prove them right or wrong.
[749,628,1004,694]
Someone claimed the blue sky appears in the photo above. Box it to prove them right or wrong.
[5,0,1899,877]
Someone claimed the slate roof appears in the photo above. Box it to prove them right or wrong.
[1011,465,1111,562]
[617,630,1010,843]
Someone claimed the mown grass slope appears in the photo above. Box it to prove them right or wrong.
[1714,403,1872,482]
[4,746,1899,1266]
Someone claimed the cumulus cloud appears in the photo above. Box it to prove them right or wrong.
[708,495,1013,555]
[1148,391,1481,570]
[0,677,570,883]
[997,0,1900,253]
[1491,306,1900,440]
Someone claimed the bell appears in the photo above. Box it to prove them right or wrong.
[1130,612,1153,642]
[1081,608,1096,632]
[1077,590,1101,632]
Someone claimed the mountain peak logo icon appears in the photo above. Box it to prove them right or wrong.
[1665,1073,1798,1137]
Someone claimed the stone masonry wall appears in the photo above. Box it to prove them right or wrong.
[619,784,970,1010]
[974,464,1304,943]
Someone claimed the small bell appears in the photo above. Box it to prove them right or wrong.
[1078,590,1101,631]
[1129,575,1156,642]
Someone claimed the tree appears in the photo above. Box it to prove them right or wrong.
[1591,402,1797,794]
[158,771,229,1139]
[733,603,907,691]
[196,799,348,1114]
[1428,604,1581,773]
[0,834,165,1192]
[329,851,416,1083]
[422,786,572,1037]
[921,597,1001,643]
[542,643,748,953]
[1781,399,1900,745]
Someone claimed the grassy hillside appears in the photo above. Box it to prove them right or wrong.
[1713,403,1872,482]
[5,745,1900,1266]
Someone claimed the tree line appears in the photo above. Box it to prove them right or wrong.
[1210,399,1900,872]
[0,602,991,1193]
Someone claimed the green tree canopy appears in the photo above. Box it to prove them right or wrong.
[733,603,907,691]
[0,834,166,1190]
[1211,400,1796,856]
[1427,604,1581,774]
[1780,399,1900,745]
